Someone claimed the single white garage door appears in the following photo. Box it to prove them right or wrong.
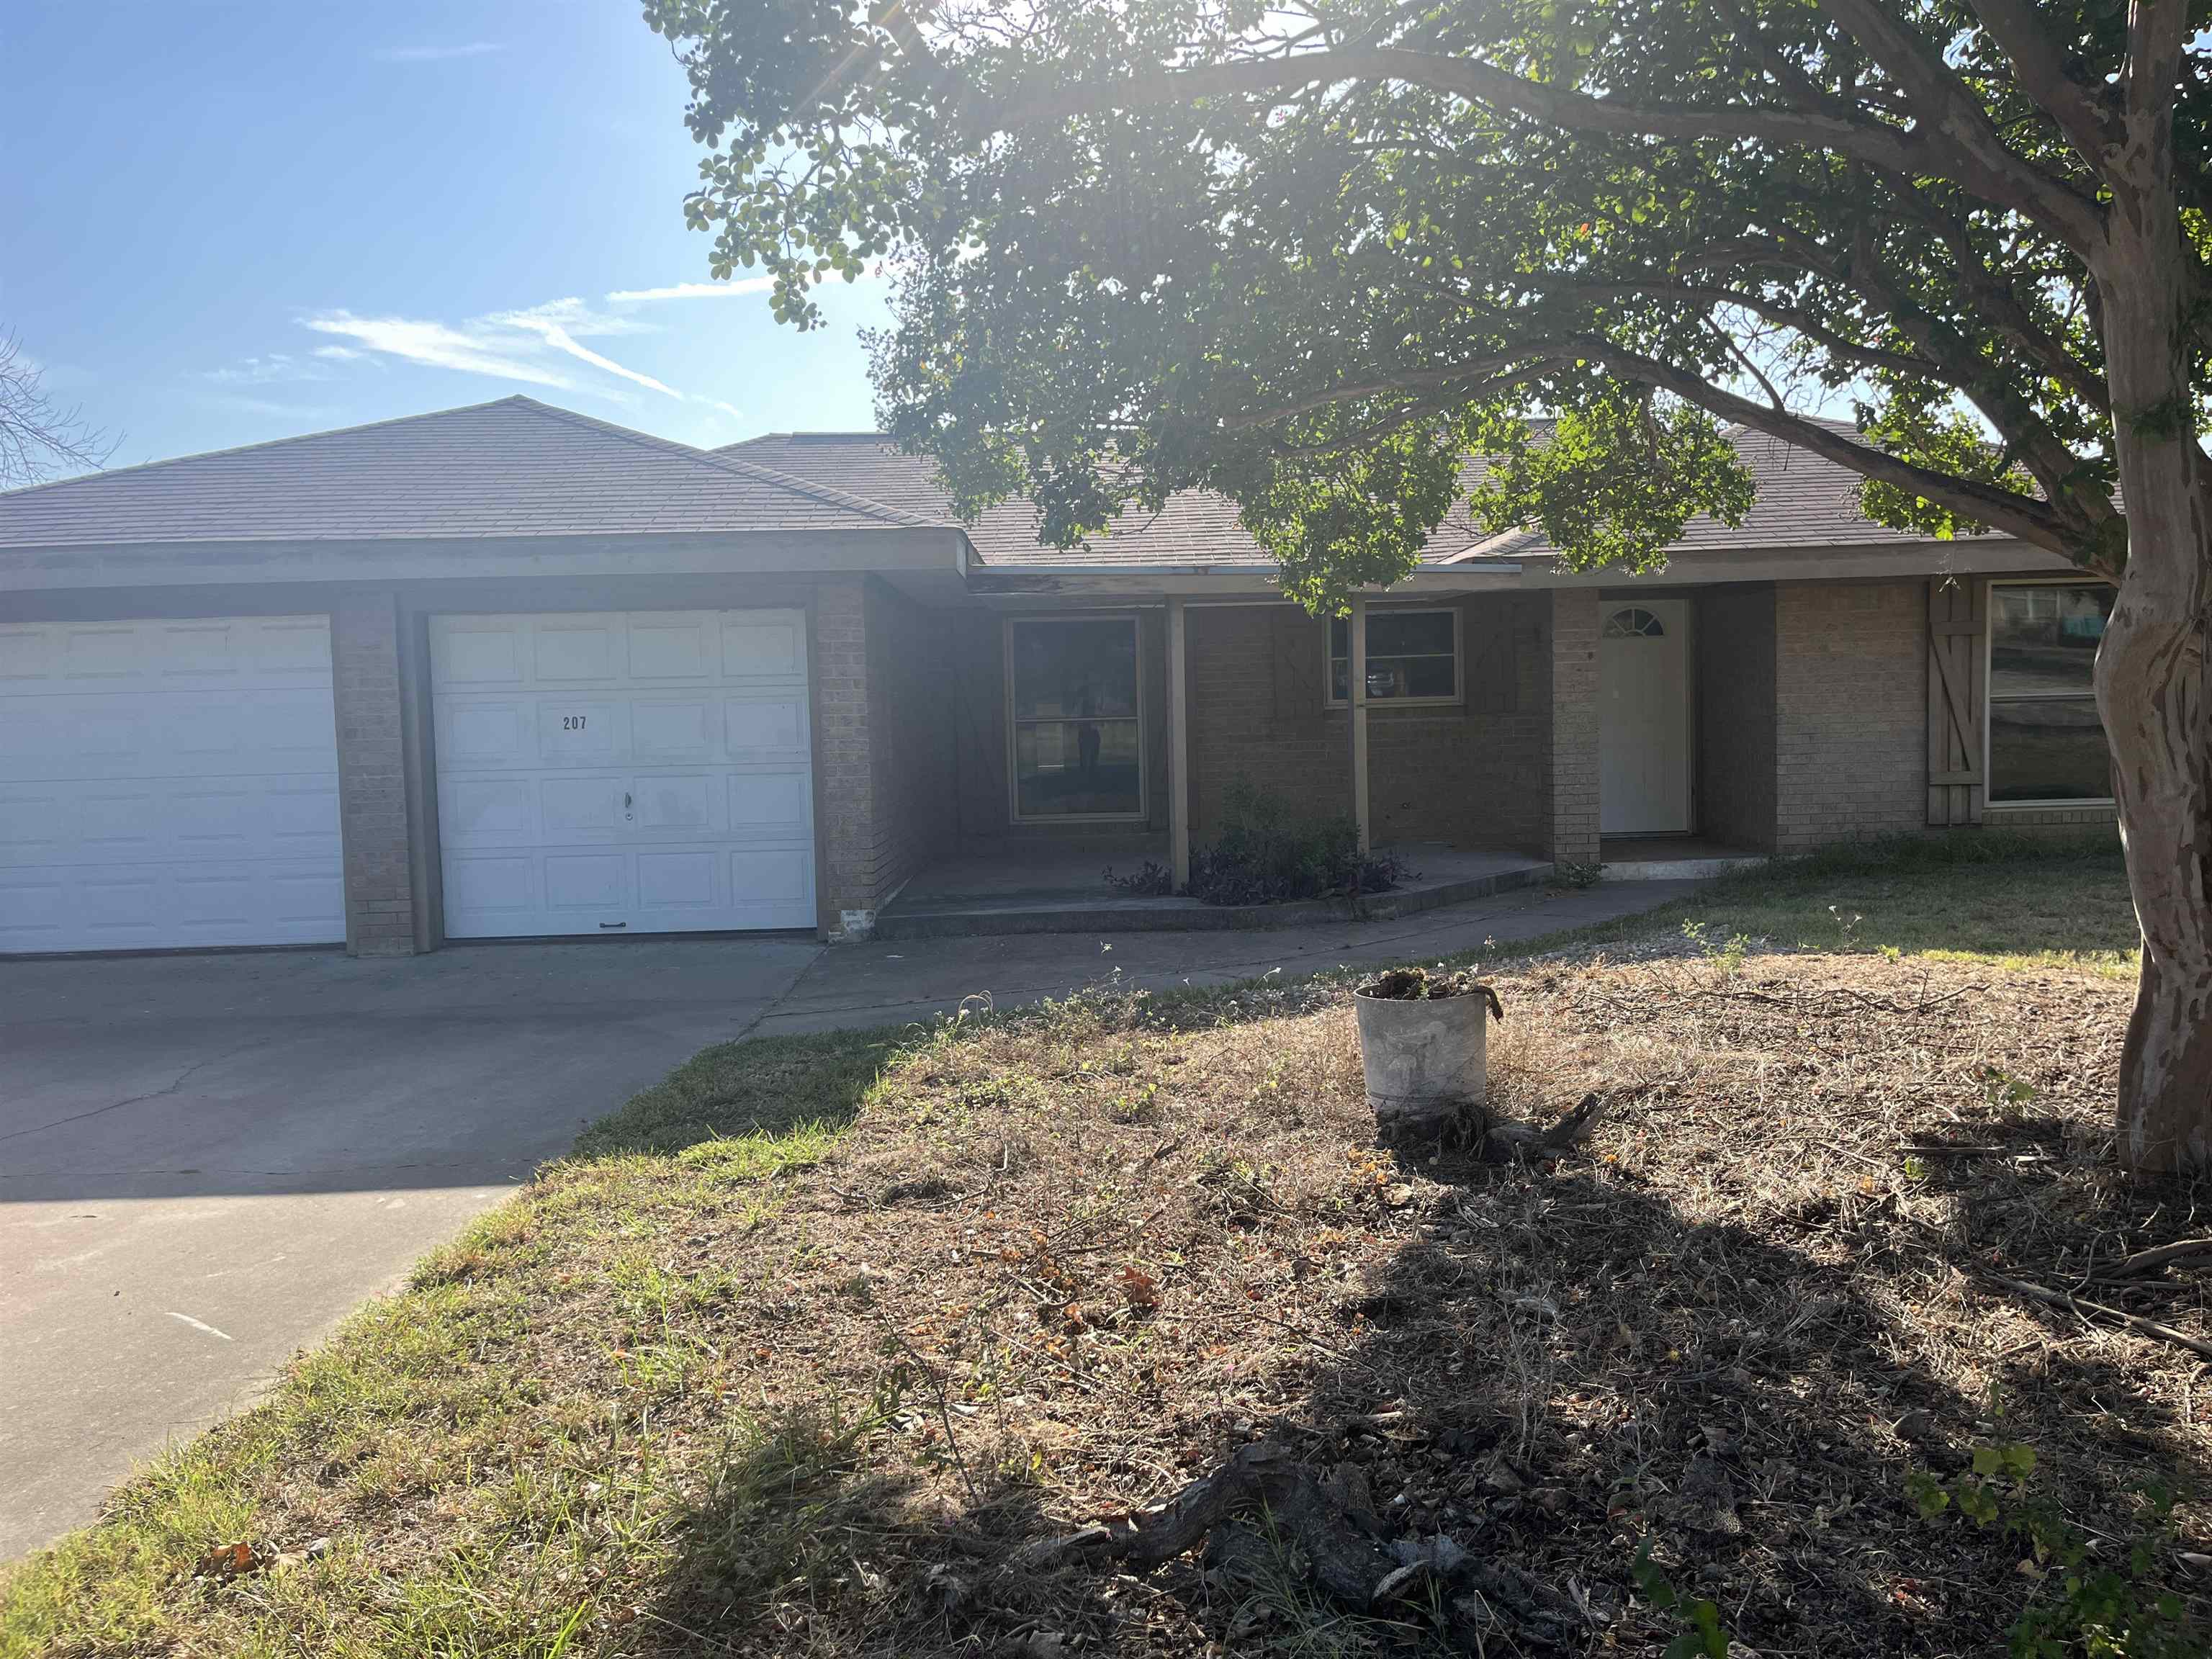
[0,616,345,953]
[431,610,817,938]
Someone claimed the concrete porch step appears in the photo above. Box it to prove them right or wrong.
[871,850,1551,941]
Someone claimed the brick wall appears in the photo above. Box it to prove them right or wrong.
[329,591,417,956]
[1182,595,1584,860]
[811,575,880,927]
[1696,585,1779,852]
[863,577,958,899]
[811,575,963,930]
[1773,577,1928,853]
[1187,604,1354,835]
[1544,589,1601,866]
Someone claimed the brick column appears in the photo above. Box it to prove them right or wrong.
[1545,588,1601,867]
[811,575,881,938]
[330,592,418,956]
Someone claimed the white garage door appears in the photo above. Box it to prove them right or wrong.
[0,616,345,953]
[431,610,816,938]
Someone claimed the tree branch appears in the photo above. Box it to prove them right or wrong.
[1217,353,1568,431]
[1959,0,2126,174]
[978,44,2105,257]
[1574,339,2082,556]
[1815,0,2108,258]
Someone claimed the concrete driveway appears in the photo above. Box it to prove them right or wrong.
[0,876,1694,1562]
[0,937,821,1562]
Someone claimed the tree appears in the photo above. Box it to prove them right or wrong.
[0,331,110,489]
[646,0,2211,1173]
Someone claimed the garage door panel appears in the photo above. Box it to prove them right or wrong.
[720,614,805,680]
[435,620,526,688]
[729,770,811,839]
[627,615,715,681]
[432,609,816,937]
[441,701,531,766]
[633,699,714,762]
[0,627,53,679]
[544,853,627,910]
[541,775,625,839]
[634,774,720,835]
[0,616,343,952]
[538,701,619,762]
[637,850,719,909]
[532,616,623,683]
[731,850,814,905]
[57,626,143,681]
[444,853,537,922]
[724,695,807,761]
[442,777,534,848]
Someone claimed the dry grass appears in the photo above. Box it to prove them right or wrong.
[5,854,2206,1658]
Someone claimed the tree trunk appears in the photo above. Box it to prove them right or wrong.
[2093,120,2212,1174]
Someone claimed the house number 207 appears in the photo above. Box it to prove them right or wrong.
[562,715,588,731]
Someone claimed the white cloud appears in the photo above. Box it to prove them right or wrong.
[292,295,745,419]
[303,312,572,387]
[204,352,333,385]
[606,278,778,304]
[494,309,680,399]
[372,42,504,63]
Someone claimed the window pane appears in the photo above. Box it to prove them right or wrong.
[1015,719,1142,817]
[1328,611,1458,701]
[1367,611,1455,658]
[1366,654,1457,699]
[1990,698,2112,802]
[1010,619,1139,720]
[1991,585,2112,698]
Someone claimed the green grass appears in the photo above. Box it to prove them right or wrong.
[1498,831,2138,977]
[0,835,2146,1658]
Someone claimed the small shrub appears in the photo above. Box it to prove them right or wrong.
[1552,859,1604,889]
[1184,781,1407,905]
[1907,1439,2200,1659]
[1102,860,1174,896]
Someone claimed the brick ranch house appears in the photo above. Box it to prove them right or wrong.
[0,396,2116,956]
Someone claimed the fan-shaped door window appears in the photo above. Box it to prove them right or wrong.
[1604,606,1666,639]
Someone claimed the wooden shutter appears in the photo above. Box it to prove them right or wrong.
[1927,578,1987,825]
[1271,607,1326,727]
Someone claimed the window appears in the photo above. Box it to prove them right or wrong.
[1987,582,2116,804]
[1604,606,1666,639]
[1327,608,1460,706]
[1007,615,1144,820]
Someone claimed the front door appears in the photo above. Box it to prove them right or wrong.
[1599,599,1692,835]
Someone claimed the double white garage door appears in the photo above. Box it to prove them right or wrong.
[0,607,817,953]
[431,610,817,938]
[0,616,346,953]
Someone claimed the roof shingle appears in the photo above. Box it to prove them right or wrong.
[727,418,1982,568]
[0,397,937,551]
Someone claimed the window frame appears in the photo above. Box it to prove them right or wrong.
[1983,576,2116,809]
[1003,611,1148,825]
[1323,605,1465,710]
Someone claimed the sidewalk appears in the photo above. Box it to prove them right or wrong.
[759,877,1702,1036]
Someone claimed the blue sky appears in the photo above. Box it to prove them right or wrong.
[1,1,889,471]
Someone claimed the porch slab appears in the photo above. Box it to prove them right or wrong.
[1601,835,1769,882]
[874,842,1550,940]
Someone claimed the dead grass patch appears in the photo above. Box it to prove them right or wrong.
[4,861,2205,1658]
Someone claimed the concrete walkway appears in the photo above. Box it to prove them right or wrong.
[771,875,1699,1036]
[0,876,1692,1561]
